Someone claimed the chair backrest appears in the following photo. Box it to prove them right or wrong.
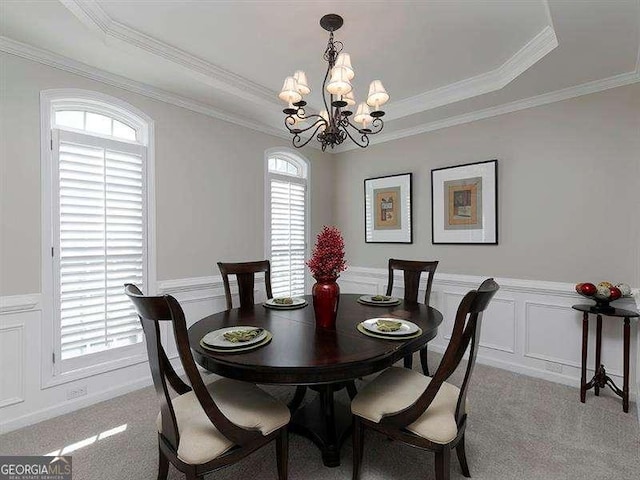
[124,284,261,450]
[217,260,273,310]
[385,259,439,304]
[381,278,499,429]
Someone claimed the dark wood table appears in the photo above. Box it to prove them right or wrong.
[573,304,639,413]
[189,293,443,467]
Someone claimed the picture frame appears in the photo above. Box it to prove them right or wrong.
[364,173,412,243]
[431,159,498,245]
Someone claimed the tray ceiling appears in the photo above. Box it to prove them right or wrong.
[1,0,638,152]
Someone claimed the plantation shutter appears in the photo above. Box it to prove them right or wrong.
[54,129,146,361]
[270,178,306,297]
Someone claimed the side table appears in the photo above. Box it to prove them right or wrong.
[572,304,639,413]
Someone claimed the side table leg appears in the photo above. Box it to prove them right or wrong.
[580,312,589,403]
[623,317,630,413]
[595,315,602,396]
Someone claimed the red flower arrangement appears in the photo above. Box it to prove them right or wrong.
[307,226,347,279]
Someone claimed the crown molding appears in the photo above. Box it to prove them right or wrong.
[58,0,278,108]
[0,35,295,142]
[384,25,558,121]
[59,0,560,125]
[334,69,640,154]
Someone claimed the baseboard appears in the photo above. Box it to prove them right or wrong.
[1,375,154,434]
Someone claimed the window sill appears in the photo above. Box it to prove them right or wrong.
[42,349,148,390]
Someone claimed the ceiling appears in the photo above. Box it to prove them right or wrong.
[1,0,638,152]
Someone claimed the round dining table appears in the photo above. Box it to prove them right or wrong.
[188,293,443,467]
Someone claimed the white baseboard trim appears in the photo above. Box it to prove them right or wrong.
[1,374,154,434]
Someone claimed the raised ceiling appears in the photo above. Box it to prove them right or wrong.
[1,0,638,152]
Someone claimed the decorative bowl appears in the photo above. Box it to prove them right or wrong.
[575,281,631,313]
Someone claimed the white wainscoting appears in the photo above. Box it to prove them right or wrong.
[339,267,639,403]
[1,270,637,433]
[0,276,264,434]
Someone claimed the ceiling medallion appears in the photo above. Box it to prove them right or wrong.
[278,14,389,151]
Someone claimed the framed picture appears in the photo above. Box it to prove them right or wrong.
[364,173,412,243]
[431,159,498,244]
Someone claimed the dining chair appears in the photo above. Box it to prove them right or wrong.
[351,278,499,480]
[386,258,439,373]
[216,260,309,413]
[124,284,290,480]
[217,260,273,310]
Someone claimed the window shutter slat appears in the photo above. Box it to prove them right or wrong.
[270,178,306,297]
[57,135,145,360]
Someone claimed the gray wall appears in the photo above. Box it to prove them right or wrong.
[0,53,335,296]
[333,84,640,284]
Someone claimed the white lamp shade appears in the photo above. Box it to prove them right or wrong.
[353,102,372,125]
[279,76,302,103]
[334,53,354,80]
[293,70,310,95]
[326,67,353,96]
[366,80,389,109]
[318,109,329,131]
[343,90,356,107]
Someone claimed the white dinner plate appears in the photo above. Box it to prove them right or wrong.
[201,326,268,348]
[361,318,420,336]
[358,295,401,306]
[263,297,308,309]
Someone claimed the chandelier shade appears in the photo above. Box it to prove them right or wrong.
[326,67,353,96]
[293,70,311,96]
[334,53,354,80]
[278,14,389,150]
[367,80,389,111]
[279,76,302,104]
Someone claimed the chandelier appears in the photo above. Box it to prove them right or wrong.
[278,14,389,151]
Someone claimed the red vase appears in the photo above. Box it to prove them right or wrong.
[312,275,340,330]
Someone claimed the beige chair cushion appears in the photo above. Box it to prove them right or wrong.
[156,378,290,464]
[351,367,462,444]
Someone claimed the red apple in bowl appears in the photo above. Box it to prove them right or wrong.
[579,283,597,296]
[609,286,622,301]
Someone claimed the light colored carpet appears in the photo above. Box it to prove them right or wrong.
[0,353,638,480]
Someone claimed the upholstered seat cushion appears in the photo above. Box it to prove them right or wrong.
[351,367,462,444]
[156,378,290,464]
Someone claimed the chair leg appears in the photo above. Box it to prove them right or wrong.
[403,354,413,369]
[185,471,203,480]
[456,434,471,477]
[434,447,451,480]
[419,347,430,376]
[157,445,169,480]
[346,380,358,400]
[352,417,364,480]
[276,429,289,480]
[288,386,307,413]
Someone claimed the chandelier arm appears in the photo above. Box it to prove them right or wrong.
[292,123,325,149]
[341,116,384,135]
[340,124,370,148]
[284,116,327,134]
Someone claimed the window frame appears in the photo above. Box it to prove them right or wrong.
[264,148,311,297]
[40,89,156,388]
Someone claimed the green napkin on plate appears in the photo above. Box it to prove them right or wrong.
[273,297,294,305]
[371,295,392,302]
[223,328,263,343]
[376,319,402,332]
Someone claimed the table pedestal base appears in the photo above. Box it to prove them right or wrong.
[289,383,354,467]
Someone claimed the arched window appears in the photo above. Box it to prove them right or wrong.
[265,149,309,297]
[41,89,154,383]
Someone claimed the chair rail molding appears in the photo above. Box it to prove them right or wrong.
[0,294,42,314]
